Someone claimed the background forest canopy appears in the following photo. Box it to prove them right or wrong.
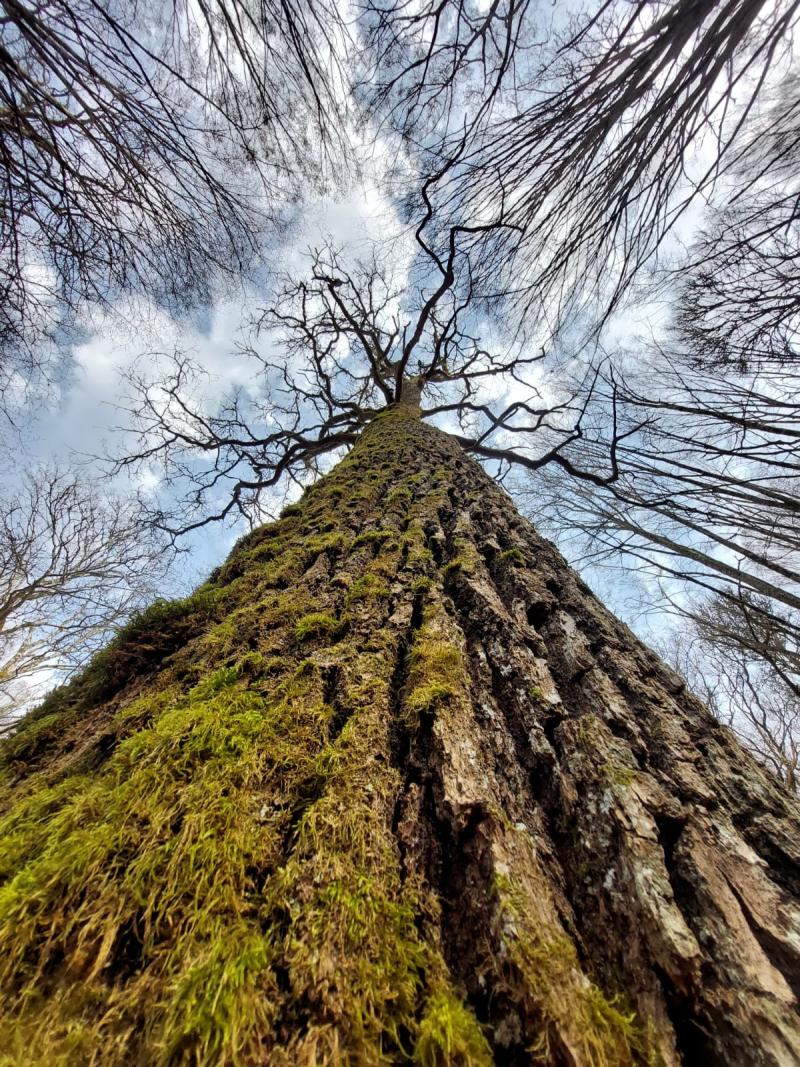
[1,0,799,788]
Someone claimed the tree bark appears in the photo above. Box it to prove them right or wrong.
[1,408,799,1066]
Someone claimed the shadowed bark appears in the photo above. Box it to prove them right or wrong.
[1,407,798,1065]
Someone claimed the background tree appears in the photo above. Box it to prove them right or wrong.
[661,589,800,791]
[114,231,641,536]
[672,71,800,369]
[0,466,173,724]
[528,351,800,604]
[361,0,800,322]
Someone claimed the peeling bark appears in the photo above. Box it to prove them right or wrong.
[0,408,799,1065]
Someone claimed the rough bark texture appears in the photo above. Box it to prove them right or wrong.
[1,408,799,1066]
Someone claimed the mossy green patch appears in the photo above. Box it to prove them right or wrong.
[0,650,372,1063]
[498,548,525,566]
[405,607,465,720]
[352,528,395,549]
[305,530,347,555]
[415,988,493,1066]
[442,553,477,577]
[493,871,655,1065]
[386,486,413,507]
[0,712,62,767]
[601,761,638,789]
[345,573,391,605]
[293,612,343,643]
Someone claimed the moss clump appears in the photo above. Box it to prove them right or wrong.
[409,545,435,567]
[279,502,302,518]
[293,612,343,643]
[352,528,394,549]
[252,652,443,1065]
[346,573,391,605]
[442,553,477,577]
[0,712,62,767]
[386,486,413,507]
[602,761,638,788]
[415,988,493,1066]
[305,530,347,555]
[493,870,654,1065]
[498,548,525,566]
[575,713,604,744]
[405,607,465,719]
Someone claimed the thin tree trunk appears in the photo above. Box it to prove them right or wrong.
[1,407,799,1065]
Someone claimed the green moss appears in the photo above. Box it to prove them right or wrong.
[305,530,347,555]
[124,590,218,633]
[91,588,218,672]
[352,528,394,549]
[244,534,290,562]
[0,713,62,767]
[410,546,435,568]
[405,608,464,719]
[253,655,438,1064]
[161,933,275,1065]
[442,547,480,577]
[346,573,391,604]
[279,503,302,518]
[415,988,493,1066]
[0,682,279,1059]
[498,548,525,566]
[575,713,603,744]
[406,681,456,715]
[386,486,413,507]
[602,762,638,788]
[293,612,343,643]
[493,872,654,1065]
[0,650,363,1063]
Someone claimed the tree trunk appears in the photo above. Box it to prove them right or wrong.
[1,407,799,1066]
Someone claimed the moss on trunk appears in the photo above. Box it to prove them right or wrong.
[1,409,799,1065]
